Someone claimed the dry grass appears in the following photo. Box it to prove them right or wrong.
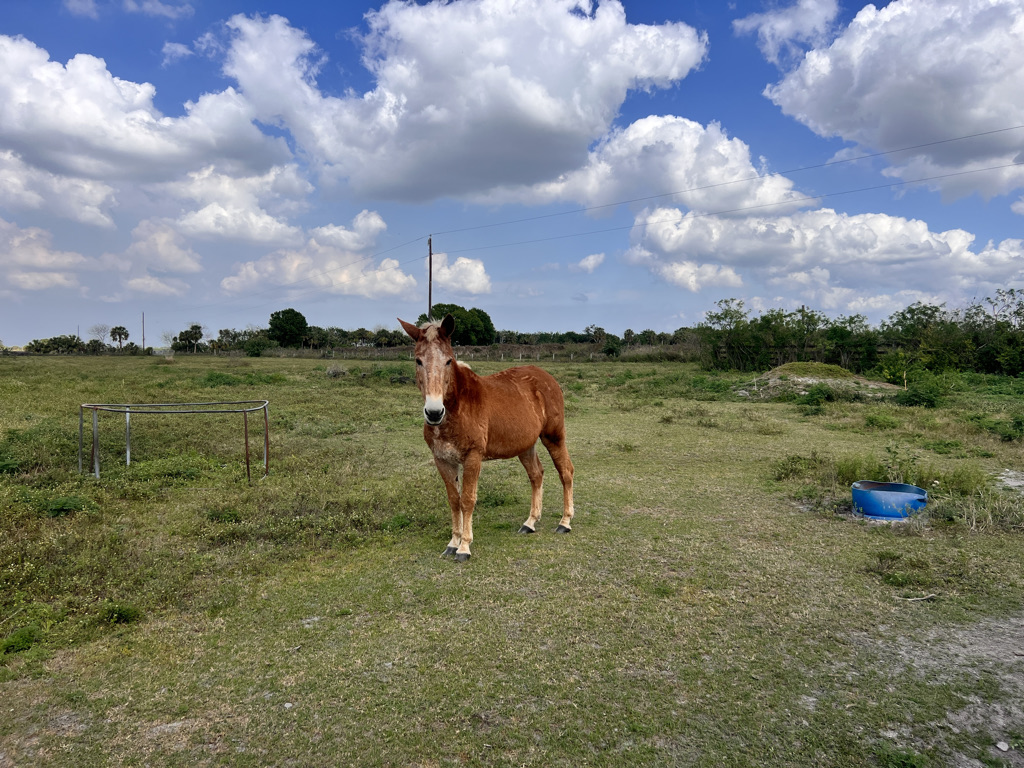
[1,356,1023,766]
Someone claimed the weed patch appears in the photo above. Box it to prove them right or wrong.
[1,624,41,655]
[97,601,144,625]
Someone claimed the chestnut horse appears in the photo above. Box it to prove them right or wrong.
[399,314,575,561]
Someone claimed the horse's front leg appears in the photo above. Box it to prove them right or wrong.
[454,455,482,562]
[434,458,462,557]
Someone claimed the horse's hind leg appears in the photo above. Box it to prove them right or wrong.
[541,434,574,533]
[517,444,544,534]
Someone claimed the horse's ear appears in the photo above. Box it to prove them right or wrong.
[440,313,456,339]
[398,318,421,341]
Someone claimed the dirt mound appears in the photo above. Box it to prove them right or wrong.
[738,362,900,400]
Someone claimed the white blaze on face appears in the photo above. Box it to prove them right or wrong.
[416,324,450,425]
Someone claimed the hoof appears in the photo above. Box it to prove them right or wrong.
[517,525,536,534]
[555,524,571,534]
[454,552,471,563]
[442,546,458,557]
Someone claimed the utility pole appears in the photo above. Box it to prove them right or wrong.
[428,236,433,321]
[142,312,145,350]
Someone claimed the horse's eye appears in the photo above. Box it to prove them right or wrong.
[445,359,452,366]
[416,358,423,366]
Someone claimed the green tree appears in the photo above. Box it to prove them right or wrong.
[602,334,623,357]
[172,324,205,354]
[26,335,86,354]
[110,326,129,350]
[268,308,309,348]
[416,304,496,346]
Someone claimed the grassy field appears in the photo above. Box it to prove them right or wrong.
[1,354,1023,767]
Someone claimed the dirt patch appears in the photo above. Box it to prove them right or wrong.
[866,614,1024,766]
[998,470,1024,494]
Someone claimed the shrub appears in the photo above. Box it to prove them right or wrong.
[864,412,900,430]
[244,337,278,357]
[98,602,144,625]
[41,495,92,518]
[2,624,41,654]
[894,372,943,408]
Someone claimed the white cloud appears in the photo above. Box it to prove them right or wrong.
[0,150,116,227]
[431,253,492,295]
[0,218,89,291]
[124,275,189,296]
[733,0,839,67]
[64,0,98,18]
[0,35,290,184]
[0,218,88,270]
[8,271,79,290]
[765,0,1024,201]
[125,219,202,274]
[222,2,707,200]
[166,165,310,246]
[479,115,809,214]
[220,210,416,299]
[123,0,194,20]
[571,253,605,273]
[628,206,1024,309]
[161,42,193,67]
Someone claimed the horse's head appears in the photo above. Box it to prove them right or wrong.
[398,314,456,426]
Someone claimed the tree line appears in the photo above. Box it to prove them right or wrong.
[16,290,1024,379]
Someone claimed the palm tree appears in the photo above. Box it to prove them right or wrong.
[110,326,129,350]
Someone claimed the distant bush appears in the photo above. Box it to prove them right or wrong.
[245,337,279,357]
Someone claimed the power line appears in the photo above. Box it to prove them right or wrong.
[145,125,1024,324]
[442,160,1024,256]
[432,124,1024,237]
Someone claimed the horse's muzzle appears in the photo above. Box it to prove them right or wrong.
[424,406,446,426]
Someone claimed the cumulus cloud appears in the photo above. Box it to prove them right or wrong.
[161,42,193,67]
[8,271,79,291]
[124,275,189,296]
[0,34,291,184]
[479,115,809,214]
[166,165,310,246]
[0,150,116,227]
[627,206,1024,309]
[0,218,89,292]
[764,0,1024,201]
[124,219,203,274]
[220,210,416,299]
[733,0,838,67]
[222,2,707,200]
[431,253,492,295]
[571,253,605,273]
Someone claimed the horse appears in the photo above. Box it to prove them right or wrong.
[398,314,575,562]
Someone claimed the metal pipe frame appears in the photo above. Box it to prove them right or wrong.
[78,401,270,482]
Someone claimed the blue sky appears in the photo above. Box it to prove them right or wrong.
[1,0,1022,347]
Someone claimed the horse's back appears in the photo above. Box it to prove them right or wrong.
[482,365,565,436]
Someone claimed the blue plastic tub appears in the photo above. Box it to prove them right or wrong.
[851,481,927,520]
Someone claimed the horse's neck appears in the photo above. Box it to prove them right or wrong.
[449,360,481,408]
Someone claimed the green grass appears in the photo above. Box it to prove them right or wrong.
[1,355,1023,766]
